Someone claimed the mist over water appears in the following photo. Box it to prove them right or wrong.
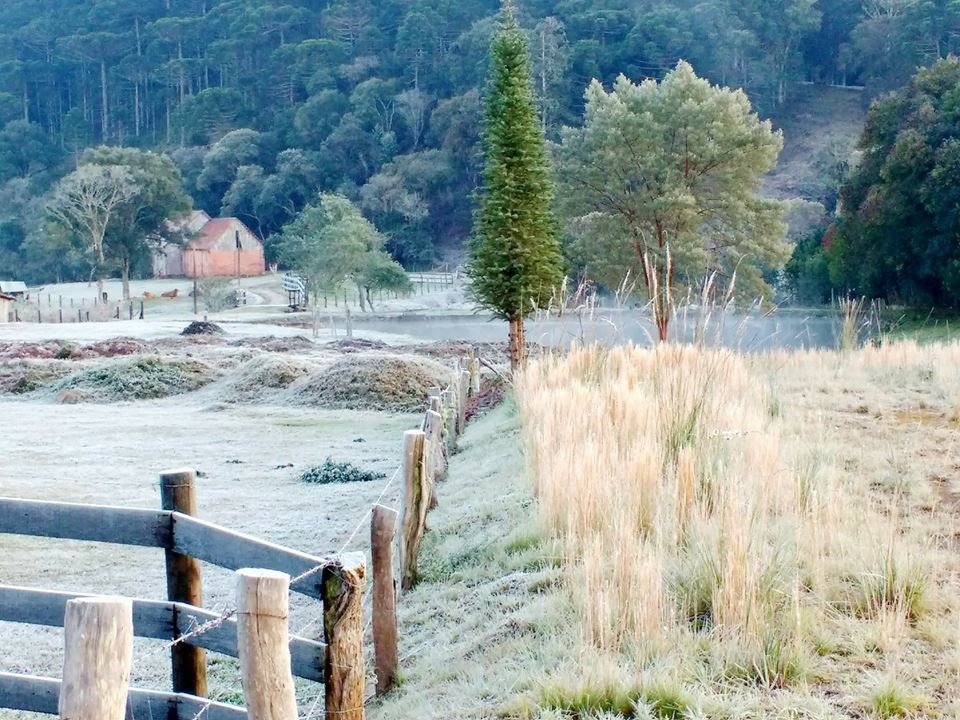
[354,309,842,352]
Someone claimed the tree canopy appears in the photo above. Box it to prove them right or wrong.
[820,58,960,305]
[556,62,788,339]
[469,1,563,368]
[2,0,955,284]
[274,193,410,313]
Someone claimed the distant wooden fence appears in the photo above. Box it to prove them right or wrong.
[0,349,485,717]
[11,293,147,324]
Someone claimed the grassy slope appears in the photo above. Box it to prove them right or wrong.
[375,341,960,720]
[369,402,580,720]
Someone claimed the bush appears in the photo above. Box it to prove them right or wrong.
[56,356,215,401]
[292,354,454,412]
[299,458,386,485]
[198,278,238,312]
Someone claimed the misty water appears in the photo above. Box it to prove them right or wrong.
[355,308,845,351]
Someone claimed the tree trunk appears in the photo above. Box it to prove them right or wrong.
[100,59,109,141]
[365,286,374,312]
[95,242,106,301]
[508,315,525,371]
[356,281,367,312]
[121,256,131,301]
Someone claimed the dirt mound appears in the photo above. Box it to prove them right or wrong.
[181,320,225,336]
[218,354,317,403]
[0,338,150,361]
[78,338,147,357]
[0,361,71,395]
[55,356,216,402]
[292,354,454,412]
[229,336,316,353]
[0,341,77,360]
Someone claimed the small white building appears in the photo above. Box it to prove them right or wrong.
[0,281,28,299]
[0,292,14,323]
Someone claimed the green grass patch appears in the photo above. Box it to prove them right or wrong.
[298,458,386,484]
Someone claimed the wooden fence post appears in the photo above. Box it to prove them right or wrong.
[322,552,366,720]
[59,597,133,720]
[456,364,469,435]
[468,355,481,398]
[399,430,428,591]
[422,409,446,507]
[236,569,298,720]
[159,469,207,698]
[440,388,457,450]
[370,505,398,695]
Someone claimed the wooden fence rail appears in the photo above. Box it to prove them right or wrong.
[0,673,247,720]
[0,585,326,682]
[0,497,336,599]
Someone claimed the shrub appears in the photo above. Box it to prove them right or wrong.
[292,354,453,412]
[299,458,386,485]
[198,278,238,312]
[56,356,215,401]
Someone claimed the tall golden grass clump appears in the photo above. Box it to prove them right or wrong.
[517,341,948,707]
[517,345,799,675]
[517,345,805,681]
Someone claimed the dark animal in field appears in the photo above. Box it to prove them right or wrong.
[160,288,179,299]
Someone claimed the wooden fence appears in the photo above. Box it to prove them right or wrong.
[0,350,483,719]
[0,471,365,719]
[10,293,147,324]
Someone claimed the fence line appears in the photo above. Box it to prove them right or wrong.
[0,585,325,683]
[0,348,485,718]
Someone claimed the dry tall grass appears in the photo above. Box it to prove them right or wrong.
[516,342,949,710]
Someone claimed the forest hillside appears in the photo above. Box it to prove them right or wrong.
[0,0,951,283]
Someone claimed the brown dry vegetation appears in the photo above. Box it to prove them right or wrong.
[380,340,960,720]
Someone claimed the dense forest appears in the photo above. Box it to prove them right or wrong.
[1,0,959,287]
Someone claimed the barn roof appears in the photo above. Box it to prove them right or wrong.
[0,281,27,294]
[189,218,259,251]
[0,292,14,301]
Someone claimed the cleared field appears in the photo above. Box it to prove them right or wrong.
[0,332,460,715]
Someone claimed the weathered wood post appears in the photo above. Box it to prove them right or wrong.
[370,505,399,694]
[440,388,457,450]
[159,468,207,697]
[399,429,428,591]
[236,569,298,720]
[468,353,481,397]
[322,552,367,720]
[422,409,445,510]
[456,363,469,434]
[59,597,133,720]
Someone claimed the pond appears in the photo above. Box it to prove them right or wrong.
[354,308,846,351]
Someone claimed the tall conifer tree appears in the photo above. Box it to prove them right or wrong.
[468,0,563,369]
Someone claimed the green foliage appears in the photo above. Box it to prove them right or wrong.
[783,226,833,304]
[274,192,407,307]
[56,357,214,401]
[299,458,386,485]
[830,58,960,305]
[468,2,564,326]
[556,63,788,336]
[3,0,959,284]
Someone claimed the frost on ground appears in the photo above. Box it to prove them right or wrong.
[0,326,468,715]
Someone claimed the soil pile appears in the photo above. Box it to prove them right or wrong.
[181,320,225,336]
[219,354,317,403]
[292,354,453,412]
[54,356,216,402]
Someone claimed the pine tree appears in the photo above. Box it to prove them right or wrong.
[468,0,564,370]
